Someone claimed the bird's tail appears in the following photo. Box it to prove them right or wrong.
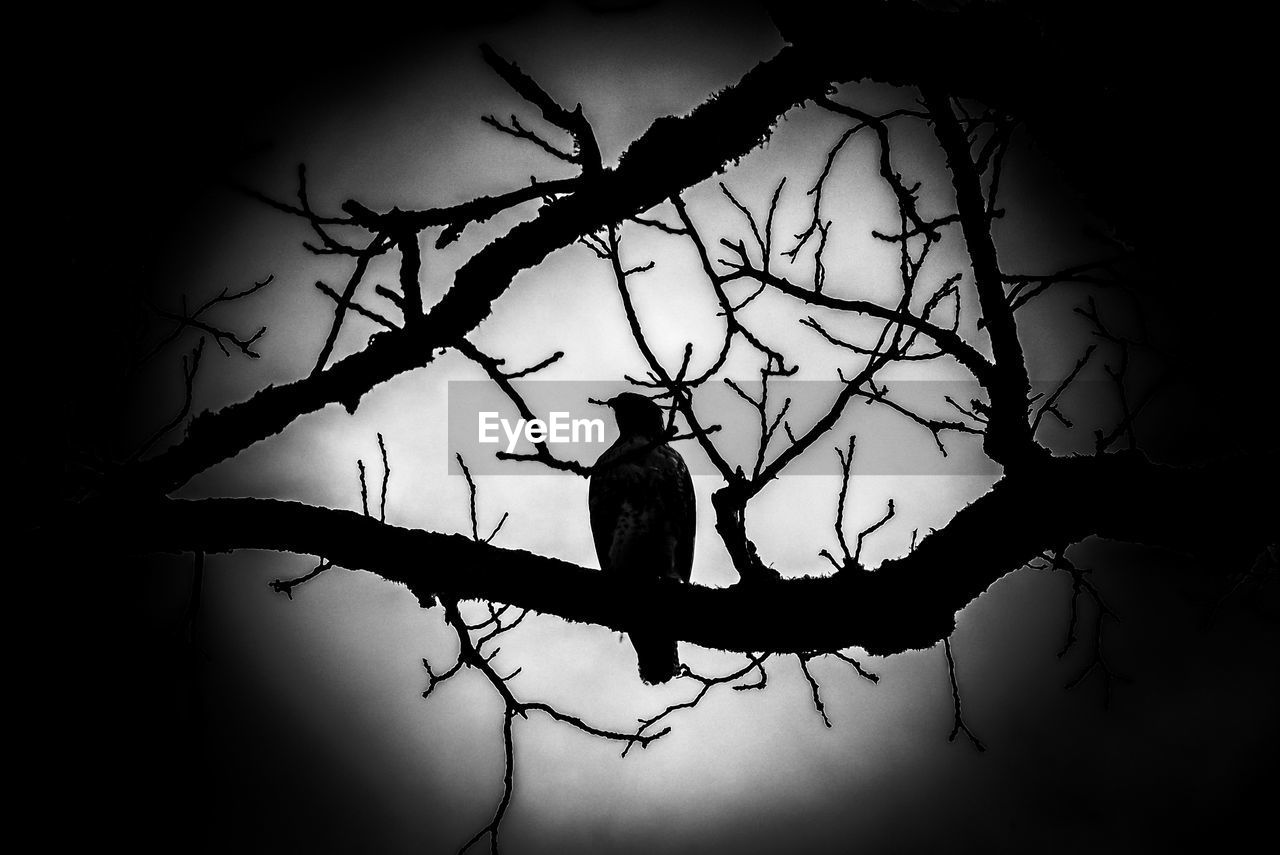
[631,632,680,684]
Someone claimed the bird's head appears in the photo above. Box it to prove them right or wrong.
[601,393,666,440]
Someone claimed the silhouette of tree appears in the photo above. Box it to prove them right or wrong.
[33,2,1275,852]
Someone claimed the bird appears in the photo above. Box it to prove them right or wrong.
[588,393,695,684]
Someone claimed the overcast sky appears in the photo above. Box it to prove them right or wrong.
[114,2,1278,852]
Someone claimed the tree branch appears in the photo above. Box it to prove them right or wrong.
[74,451,1276,658]
[924,89,1038,467]
[112,45,843,498]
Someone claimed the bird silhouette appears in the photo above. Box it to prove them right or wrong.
[588,393,695,684]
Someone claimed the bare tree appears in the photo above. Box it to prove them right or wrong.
[36,2,1276,852]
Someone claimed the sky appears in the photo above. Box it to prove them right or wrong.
[83,2,1278,852]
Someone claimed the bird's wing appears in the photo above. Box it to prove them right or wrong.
[589,439,690,580]
[655,444,696,583]
[588,440,639,574]
[588,470,622,574]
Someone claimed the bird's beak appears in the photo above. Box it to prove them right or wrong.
[588,395,616,409]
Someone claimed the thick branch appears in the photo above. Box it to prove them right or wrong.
[76,451,1276,657]
[114,45,840,497]
[924,90,1037,466]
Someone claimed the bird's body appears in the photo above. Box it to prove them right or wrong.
[588,395,695,684]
